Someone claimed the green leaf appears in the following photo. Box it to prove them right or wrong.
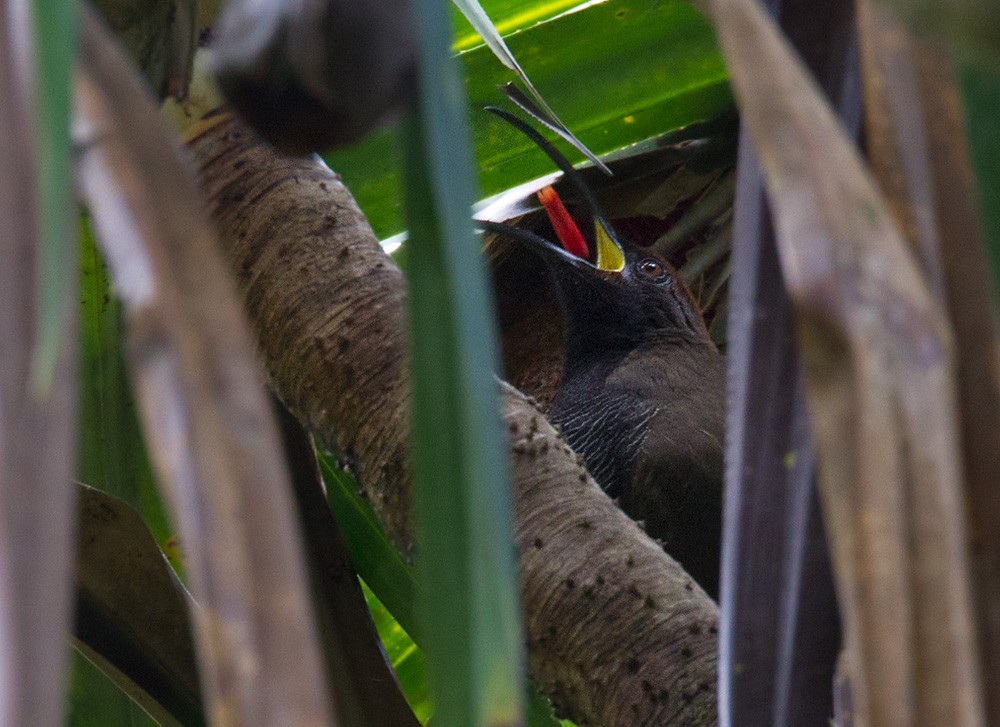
[66,651,159,727]
[402,3,525,724]
[363,583,432,723]
[1,9,79,724]
[449,0,595,50]
[78,219,172,544]
[31,0,77,393]
[962,66,1000,296]
[321,457,421,638]
[451,0,610,172]
[325,0,731,238]
[322,457,566,727]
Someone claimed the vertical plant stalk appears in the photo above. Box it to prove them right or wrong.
[401,112,525,727]
[183,108,720,726]
[722,149,840,727]
[29,0,77,393]
[274,402,421,727]
[699,0,985,723]
[720,0,856,723]
[857,3,1000,721]
[0,3,79,725]
[75,9,334,726]
[403,0,525,721]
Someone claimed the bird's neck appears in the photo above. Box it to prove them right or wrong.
[561,325,634,375]
[562,322,708,373]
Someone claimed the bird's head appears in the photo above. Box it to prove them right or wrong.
[479,108,709,355]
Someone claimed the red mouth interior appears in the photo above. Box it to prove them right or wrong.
[536,185,590,260]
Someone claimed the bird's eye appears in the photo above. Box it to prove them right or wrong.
[638,259,664,279]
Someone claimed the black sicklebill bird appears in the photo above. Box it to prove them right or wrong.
[481,108,724,597]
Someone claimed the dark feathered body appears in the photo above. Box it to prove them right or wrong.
[480,105,725,595]
[543,244,725,596]
[549,333,724,595]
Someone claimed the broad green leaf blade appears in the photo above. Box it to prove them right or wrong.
[496,82,609,174]
[450,0,586,50]
[451,0,530,71]
[451,0,610,173]
[78,218,171,543]
[326,0,732,238]
[404,1,524,722]
[321,457,420,639]
[0,4,79,724]
[30,0,77,393]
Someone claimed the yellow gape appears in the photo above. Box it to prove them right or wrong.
[595,222,625,272]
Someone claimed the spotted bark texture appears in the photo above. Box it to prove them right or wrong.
[186,112,718,726]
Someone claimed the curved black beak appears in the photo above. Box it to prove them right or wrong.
[478,220,624,275]
[483,106,626,273]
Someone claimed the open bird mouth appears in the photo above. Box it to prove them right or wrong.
[477,104,626,274]
[535,184,625,272]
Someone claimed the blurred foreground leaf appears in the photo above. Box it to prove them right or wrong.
[30,0,77,392]
[704,0,985,722]
[76,9,333,723]
[720,0,855,723]
[0,4,79,724]
[402,0,525,723]
[858,3,1000,720]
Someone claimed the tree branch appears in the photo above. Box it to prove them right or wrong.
[185,112,719,725]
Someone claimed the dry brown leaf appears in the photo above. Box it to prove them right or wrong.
[74,8,334,725]
[74,484,203,727]
[858,3,1000,721]
[700,0,985,723]
[0,4,79,725]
